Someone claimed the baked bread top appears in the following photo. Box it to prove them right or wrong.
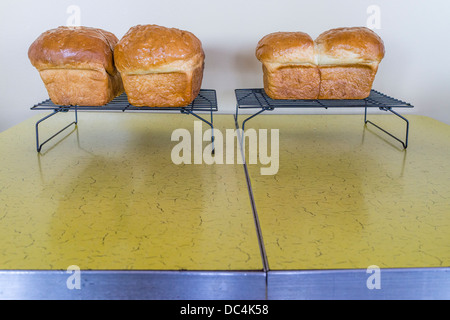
[28,26,118,75]
[315,27,385,66]
[256,27,384,66]
[255,32,315,65]
[114,24,204,74]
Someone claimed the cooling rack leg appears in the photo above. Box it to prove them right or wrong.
[364,106,409,149]
[241,109,266,133]
[210,107,215,155]
[35,107,78,152]
[181,110,215,154]
[239,109,267,150]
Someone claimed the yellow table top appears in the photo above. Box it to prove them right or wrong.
[0,112,262,271]
[244,114,450,270]
[2,111,449,274]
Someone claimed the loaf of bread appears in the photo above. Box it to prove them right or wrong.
[256,27,385,100]
[114,24,205,107]
[315,27,385,99]
[256,32,320,99]
[28,26,124,106]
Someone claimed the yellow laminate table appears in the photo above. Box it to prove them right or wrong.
[1,111,449,299]
[0,112,264,299]
[243,114,450,299]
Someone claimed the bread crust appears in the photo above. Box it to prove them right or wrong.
[121,64,204,107]
[318,65,377,99]
[256,27,385,100]
[38,69,123,106]
[114,24,204,73]
[114,24,204,107]
[28,26,123,106]
[262,64,320,99]
[256,32,315,64]
[315,27,385,66]
[28,26,118,75]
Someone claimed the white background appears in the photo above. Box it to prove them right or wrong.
[1,0,449,132]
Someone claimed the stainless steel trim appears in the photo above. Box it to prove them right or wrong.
[267,267,450,300]
[0,270,266,300]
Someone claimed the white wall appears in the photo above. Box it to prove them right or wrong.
[1,0,449,132]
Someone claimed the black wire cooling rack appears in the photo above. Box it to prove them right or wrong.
[234,89,414,148]
[31,89,217,152]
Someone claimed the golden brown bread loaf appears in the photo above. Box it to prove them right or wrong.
[28,26,124,106]
[256,27,385,100]
[315,27,385,99]
[114,24,205,107]
[256,32,320,99]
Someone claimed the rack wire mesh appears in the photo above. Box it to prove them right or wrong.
[234,88,413,148]
[32,89,218,112]
[31,89,217,152]
[235,89,413,109]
